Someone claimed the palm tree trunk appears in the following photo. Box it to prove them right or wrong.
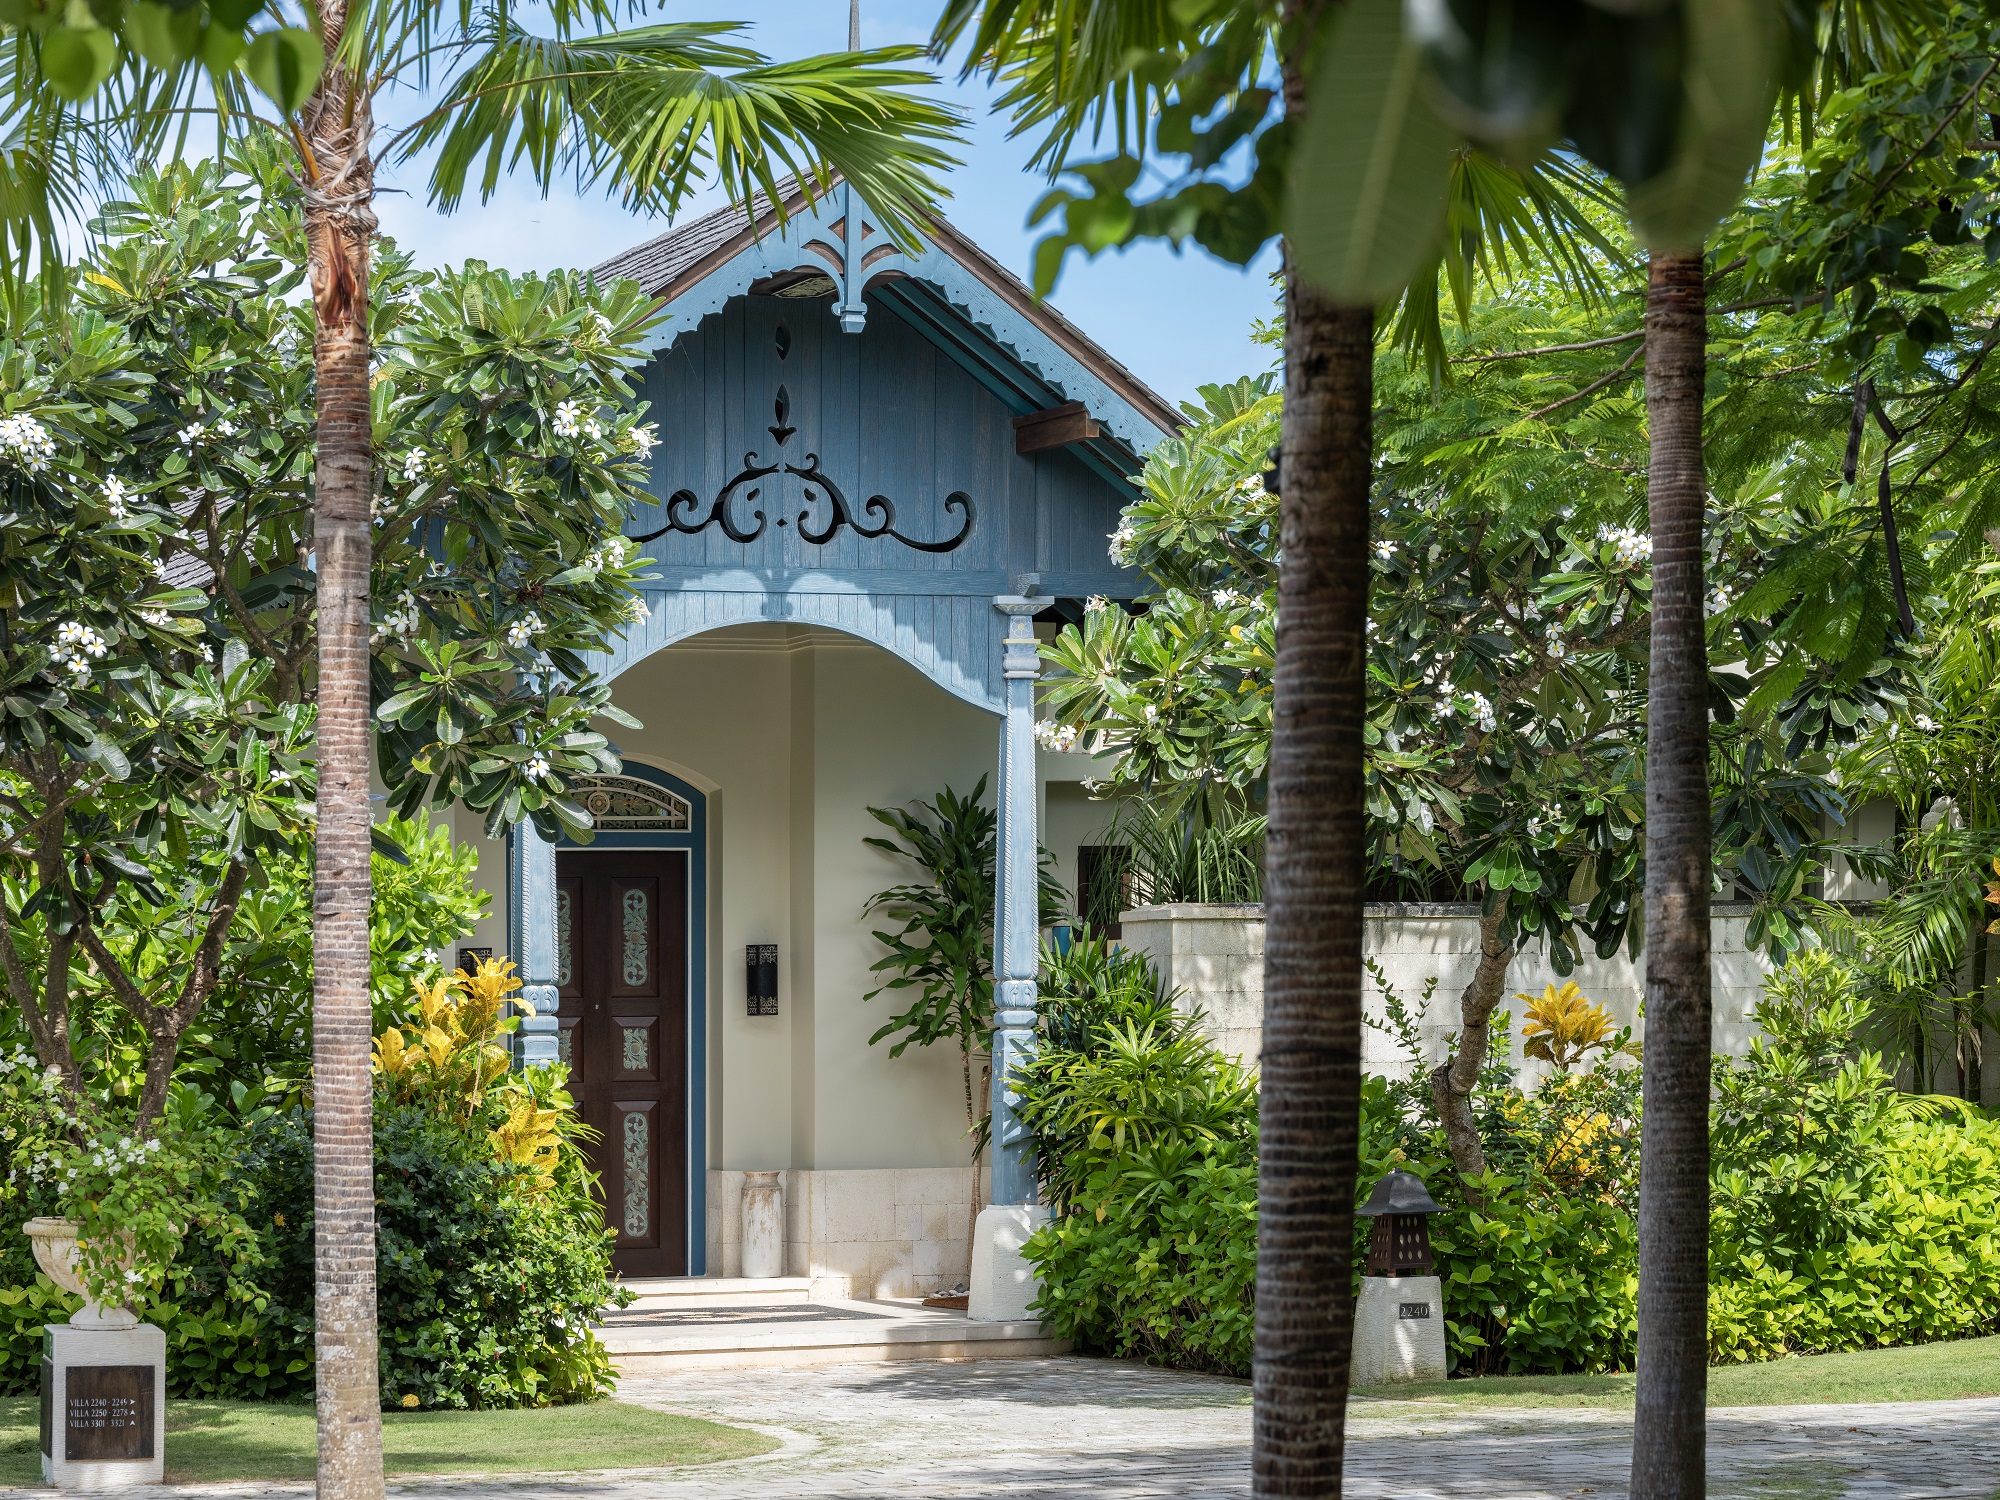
[1629,249,1712,1500]
[1430,899,1514,1187]
[303,33,386,1498]
[1256,266,1369,1498]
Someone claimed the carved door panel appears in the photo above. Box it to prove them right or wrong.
[554,850,688,1277]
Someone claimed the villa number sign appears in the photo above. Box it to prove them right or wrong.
[47,1364,155,1461]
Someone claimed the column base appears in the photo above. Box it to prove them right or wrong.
[1351,1275,1447,1386]
[967,1204,1047,1323]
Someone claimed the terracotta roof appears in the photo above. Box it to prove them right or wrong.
[592,185,1182,439]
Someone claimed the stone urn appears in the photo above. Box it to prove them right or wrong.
[24,1218,139,1331]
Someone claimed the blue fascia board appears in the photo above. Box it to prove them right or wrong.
[643,198,1171,461]
[632,567,1144,599]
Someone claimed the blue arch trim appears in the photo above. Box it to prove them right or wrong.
[596,590,1005,715]
[558,763,709,1277]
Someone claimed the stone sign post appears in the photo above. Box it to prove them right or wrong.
[25,1219,167,1489]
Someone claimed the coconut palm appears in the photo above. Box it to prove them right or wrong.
[931,1,1618,1491]
[1,7,958,1492]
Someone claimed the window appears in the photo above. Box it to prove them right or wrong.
[1076,844,1133,939]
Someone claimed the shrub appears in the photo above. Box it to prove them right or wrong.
[1019,939,1258,1370]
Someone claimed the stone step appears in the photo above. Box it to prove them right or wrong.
[599,1295,1070,1370]
[615,1275,813,1308]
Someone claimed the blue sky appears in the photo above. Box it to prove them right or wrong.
[370,0,1281,405]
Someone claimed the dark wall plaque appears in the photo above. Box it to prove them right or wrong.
[1397,1302,1432,1320]
[64,1365,154,1461]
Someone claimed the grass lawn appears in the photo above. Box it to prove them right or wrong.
[1358,1333,2000,1409]
[0,1395,777,1485]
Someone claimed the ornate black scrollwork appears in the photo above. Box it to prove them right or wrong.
[789,454,974,554]
[629,453,974,554]
[630,453,777,545]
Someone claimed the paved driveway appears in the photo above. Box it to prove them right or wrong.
[600,1358,1996,1500]
[110,1357,2000,1500]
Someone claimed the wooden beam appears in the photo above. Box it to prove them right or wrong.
[1012,400,1100,455]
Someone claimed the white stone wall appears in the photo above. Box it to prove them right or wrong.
[1118,904,1265,1064]
[1119,901,1781,1079]
[706,1166,976,1297]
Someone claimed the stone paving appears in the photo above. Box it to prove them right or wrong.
[92,1357,2000,1500]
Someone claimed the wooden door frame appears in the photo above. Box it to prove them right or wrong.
[529,761,708,1275]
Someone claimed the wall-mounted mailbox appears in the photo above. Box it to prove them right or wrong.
[746,944,778,1016]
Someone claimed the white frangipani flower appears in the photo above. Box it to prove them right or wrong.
[0,413,56,472]
[1596,524,1653,568]
[505,611,546,649]
[51,621,109,681]
[104,477,131,520]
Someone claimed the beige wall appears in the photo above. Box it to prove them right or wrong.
[468,623,1022,1179]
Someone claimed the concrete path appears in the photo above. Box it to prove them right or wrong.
[77,1357,2000,1500]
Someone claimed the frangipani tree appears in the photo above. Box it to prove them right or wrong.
[0,157,667,1448]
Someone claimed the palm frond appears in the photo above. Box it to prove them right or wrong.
[397,23,961,243]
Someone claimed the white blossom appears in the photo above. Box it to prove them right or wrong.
[1464,691,1497,733]
[372,591,421,646]
[1374,538,1395,561]
[552,400,603,441]
[1597,524,1653,568]
[51,621,109,681]
[138,607,170,628]
[524,753,552,780]
[1107,520,1138,567]
[629,424,658,460]
[1034,720,1083,753]
[215,418,237,438]
[1212,587,1243,608]
[104,477,131,520]
[401,450,427,483]
[1914,713,1939,733]
[505,611,546,650]
[0,413,56,472]
[582,537,630,575]
[177,422,206,448]
[1084,595,1109,614]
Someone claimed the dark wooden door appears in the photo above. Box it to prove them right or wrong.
[554,850,688,1277]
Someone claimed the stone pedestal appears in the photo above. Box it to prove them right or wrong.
[40,1323,166,1489]
[1352,1275,1447,1387]
[968,1204,1045,1322]
[740,1171,784,1279]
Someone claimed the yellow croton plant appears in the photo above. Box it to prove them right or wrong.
[372,955,568,1189]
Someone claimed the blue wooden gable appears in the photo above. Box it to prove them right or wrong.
[590,184,1177,712]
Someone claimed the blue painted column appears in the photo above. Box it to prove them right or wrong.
[507,823,561,1067]
[988,595,1043,1206]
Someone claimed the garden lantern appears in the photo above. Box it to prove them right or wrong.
[1358,1169,1442,1277]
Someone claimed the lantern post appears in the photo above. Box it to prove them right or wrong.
[1353,1168,1448,1386]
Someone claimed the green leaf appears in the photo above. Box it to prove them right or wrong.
[127,2,203,67]
[1286,0,1456,303]
[41,26,118,102]
[243,26,323,116]
[1624,0,1778,253]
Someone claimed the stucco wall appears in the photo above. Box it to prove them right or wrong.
[1120,902,1783,1079]
[467,623,1012,1183]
